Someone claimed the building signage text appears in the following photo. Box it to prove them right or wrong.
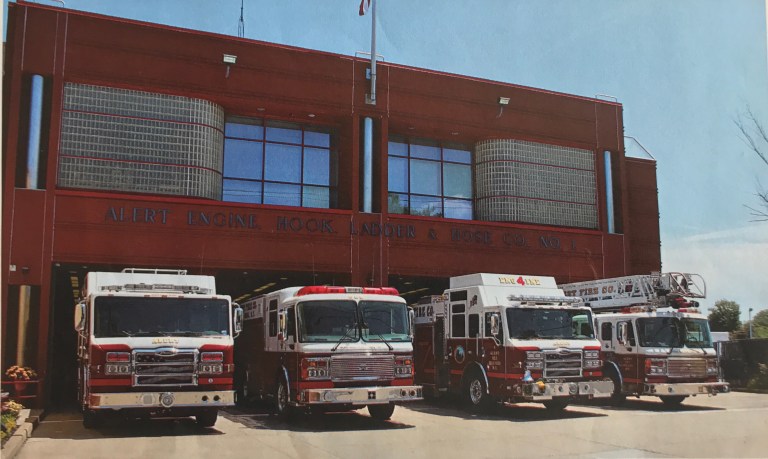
[104,205,581,251]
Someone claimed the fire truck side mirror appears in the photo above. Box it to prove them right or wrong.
[233,304,243,337]
[490,313,500,337]
[617,322,628,345]
[409,308,415,338]
[74,301,86,332]
[278,311,287,341]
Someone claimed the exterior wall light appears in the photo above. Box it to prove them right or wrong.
[223,54,237,78]
[496,97,510,118]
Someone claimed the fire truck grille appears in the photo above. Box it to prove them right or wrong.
[330,354,394,382]
[133,349,197,386]
[543,350,583,378]
[667,358,707,378]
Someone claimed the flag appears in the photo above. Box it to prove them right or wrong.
[359,0,371,16]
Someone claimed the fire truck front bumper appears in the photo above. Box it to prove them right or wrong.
[299,385,422,406]
[520,380,614,401]
[644,381,730,396]
[88,390,235,410]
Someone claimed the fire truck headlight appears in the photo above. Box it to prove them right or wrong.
[199,364,224,375]
[302,357,331,381]
[706,359,719,375]
[645,358,667,375]
[525,351,544,371]
[395,356,414,378]
[584,350,600,359]
[584,360,602,369]
[105,364,131,375]
[525,361,544,370]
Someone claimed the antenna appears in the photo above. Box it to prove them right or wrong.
[238,0,245,38]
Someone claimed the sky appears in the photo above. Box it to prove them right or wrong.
[3,0,768,321]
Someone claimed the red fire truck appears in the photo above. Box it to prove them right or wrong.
[74,268,243,427]
[413,273,614,412]
[560,272,729,406]
[236,286,422,420]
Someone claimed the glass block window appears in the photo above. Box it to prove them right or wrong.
[474,139,597,228]
[387,137,472,219]
[57,83,225,199]
[223,118,338,208]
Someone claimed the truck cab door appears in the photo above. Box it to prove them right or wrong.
[616,320,639,383]
[434,316,449,388]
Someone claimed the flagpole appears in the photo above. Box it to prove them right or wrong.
[369,0,377,105]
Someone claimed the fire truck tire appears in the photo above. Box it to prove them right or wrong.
[463,371,492,412]
[82,410,99,429]
[607,369,626,406]
[196,409,218,427]
[275,378,294,420]
[367,403,395,420]
[543,399,569,412]
[660,395,687,407]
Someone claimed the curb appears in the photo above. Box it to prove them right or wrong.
[1,409,43,459]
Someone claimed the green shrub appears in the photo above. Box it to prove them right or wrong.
[746,363,768,390]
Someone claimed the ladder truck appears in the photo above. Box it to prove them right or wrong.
[560,272,729,407]
[413,273,614,413]
[74,268,243,427]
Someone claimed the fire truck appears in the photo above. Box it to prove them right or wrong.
[74,268,243,427]
[413,273,614,412]
[235,286,422,420]
[560,272,729,407]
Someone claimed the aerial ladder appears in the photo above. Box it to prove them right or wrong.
[560,272,706,312]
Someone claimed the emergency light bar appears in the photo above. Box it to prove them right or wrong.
[507,294,583,304]
[100,283,211,294]
[296,286,400,296]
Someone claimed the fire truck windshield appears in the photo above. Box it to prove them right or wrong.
[93,297,230,338]
[297,300,359,343]
[506,308,595,340]
[360,301,409,342]
[681,318,713,347]
[636,317,684,347]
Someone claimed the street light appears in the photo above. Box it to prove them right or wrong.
[749,308,754,339]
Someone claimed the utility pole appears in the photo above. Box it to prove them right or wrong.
[749,307,754,339]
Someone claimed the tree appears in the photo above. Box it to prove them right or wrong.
[708,299,742,332]
[750,309,768,339]
[735,107,768,221]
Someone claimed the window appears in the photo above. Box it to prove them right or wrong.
[268,299,278,337]
[601,322,613,341]
[223,118,337,208]
[451,303,466,338]
[286,307,296,340]
[388,137,472,219]
[468,314,480,338]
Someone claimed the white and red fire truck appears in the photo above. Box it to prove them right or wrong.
[236,286,422,420]
[413,273,614,412]
[74,268,243,427]
[560,272,729,406]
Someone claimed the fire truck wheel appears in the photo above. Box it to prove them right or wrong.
[275,378,294,420]
[543,399,569,412]
[367,403,395,420]
[196,409,218,427]
[660,395,687,407]
[82,410,100,429]
[607,369,626,406]
[463,371,491,412]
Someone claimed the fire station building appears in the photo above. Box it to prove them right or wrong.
[2,3,660,407]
